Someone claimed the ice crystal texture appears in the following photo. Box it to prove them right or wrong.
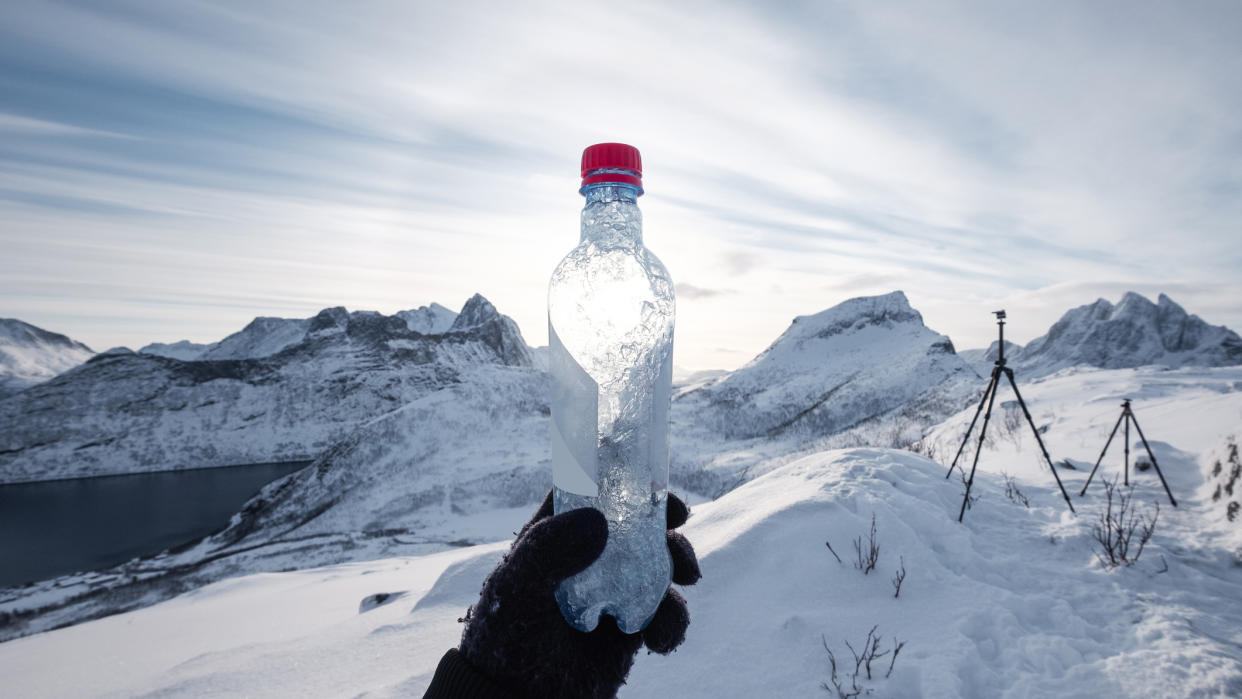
[548,185,674,633]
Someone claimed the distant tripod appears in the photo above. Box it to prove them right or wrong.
[1079,399,1177,507]
[946,310,1075,522]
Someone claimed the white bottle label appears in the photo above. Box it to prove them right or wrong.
[549,322,600,497]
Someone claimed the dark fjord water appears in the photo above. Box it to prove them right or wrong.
[0,461,309,588]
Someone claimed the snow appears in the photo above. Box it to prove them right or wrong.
[2,366,1241,697]
[0,318,94,397]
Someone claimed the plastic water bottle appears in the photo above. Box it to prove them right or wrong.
[548,143,675,633]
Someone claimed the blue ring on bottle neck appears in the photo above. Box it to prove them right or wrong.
[579,182,644,197]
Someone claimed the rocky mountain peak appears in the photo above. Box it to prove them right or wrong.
[1014,292,1242,376]
[449,294,501,333]
[308,307,351,334]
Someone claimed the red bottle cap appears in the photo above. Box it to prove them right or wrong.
[580,143,643,189]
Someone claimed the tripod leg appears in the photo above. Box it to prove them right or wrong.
[1124,410,1130,487]
[1080,411,1125,496]
[1128,410,1178,507]
[958,371,1001,522]
[948,368,999,479]
[1004,369,1075,514]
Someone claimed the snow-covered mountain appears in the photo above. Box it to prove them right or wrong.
[966,292,1242,378]
[396,303,458,335]
[683,291,978,439]
[0,295,531,484]
[203,291,983,556]
[0,319,95,399]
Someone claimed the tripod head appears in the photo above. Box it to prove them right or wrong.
[992,310,1007,365]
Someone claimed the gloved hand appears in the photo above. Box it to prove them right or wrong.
[423,490,701,699]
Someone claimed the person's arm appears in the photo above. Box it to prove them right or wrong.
[422,648,515,699]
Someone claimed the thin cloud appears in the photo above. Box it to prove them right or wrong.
[1,0,1240,369]
[677,284,732,301]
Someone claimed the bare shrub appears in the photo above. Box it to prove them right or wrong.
[853,513,880,574]
[821,626,906,697]
[1092,477,1159,568]
[1002,473,1030,508]
[906,438,938,462]
[891,556,906,598]
[1001,402,1023,444]
[1228,502,1239,522]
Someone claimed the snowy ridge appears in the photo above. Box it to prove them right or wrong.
[0,296,532,483]
[138,340,215,361]
[199,315,311,361]
[1013,292,1242,377]
[0,319,94,398]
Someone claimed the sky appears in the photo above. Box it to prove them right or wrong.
[2,0,1240,371]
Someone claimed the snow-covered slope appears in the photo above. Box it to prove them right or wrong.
[0,319,94,398]
[0,295,532,483]
[5,429,1242,697]
[205,364,551,552]
[1015,292,1242,377]
[137,340,215,361]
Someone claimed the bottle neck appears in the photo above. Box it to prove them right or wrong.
[580,185,643,245]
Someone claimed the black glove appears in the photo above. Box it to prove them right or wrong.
[423,491,701,699]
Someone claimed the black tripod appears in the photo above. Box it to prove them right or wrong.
[1079,399,1177,507]
[946,310,1075,522]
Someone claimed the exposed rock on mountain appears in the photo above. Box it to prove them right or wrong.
[1015,293,1242,377]
[0,296,532,484]
[0,319,94,398]
[684,292,978,440]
